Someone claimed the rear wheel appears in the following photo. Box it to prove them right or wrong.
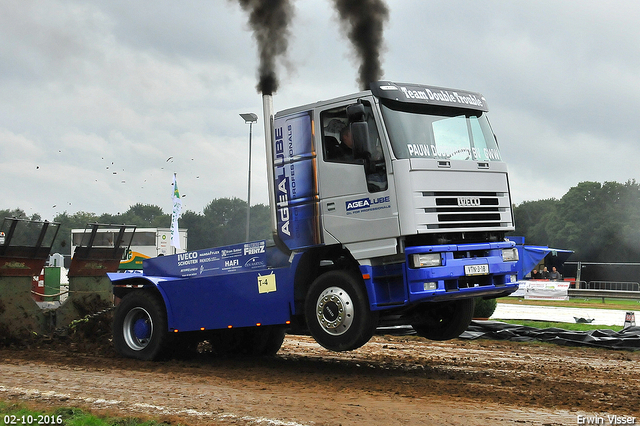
[411,299,475,341]
[208,326,286,357]
[258,326,286,356]
[113,291,169,360]
[240,326,286,356]
[305,270,377,351]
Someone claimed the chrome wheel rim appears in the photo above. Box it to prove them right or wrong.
[123,307,154,351]
[315,286,354,336]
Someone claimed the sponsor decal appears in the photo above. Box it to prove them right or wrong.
[177,251,198,267]
[275,125,291,236]
[180,267,198,276]
[406,144,500,160]
[400,86,485,108]
[224,259,239,268]
[345,196,391,215]
[244,256,264,268]
[277,177,290,236]
[273,112,319,249]
[244,241,266,255]
[145,241,268,278]
[221,247,242,258]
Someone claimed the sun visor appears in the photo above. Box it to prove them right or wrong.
[370,81,488,112]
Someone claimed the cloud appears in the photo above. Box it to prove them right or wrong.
[1,0,639,221]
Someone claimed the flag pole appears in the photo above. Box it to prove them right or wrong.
[170,173,182,251]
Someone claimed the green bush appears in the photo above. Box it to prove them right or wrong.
[473,297,497,318]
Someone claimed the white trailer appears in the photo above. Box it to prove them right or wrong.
[71,227,187,270]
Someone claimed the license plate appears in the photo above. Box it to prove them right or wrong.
[465,264,489,276]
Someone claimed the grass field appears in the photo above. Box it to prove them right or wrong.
[0,401,178,426]
[498,296,640,311]
[497,319,625,332]
[496,296,637,331]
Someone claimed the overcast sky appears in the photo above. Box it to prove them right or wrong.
[2,1,639,221]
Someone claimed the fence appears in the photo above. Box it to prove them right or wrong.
[574,281,640,292]
[568,288,640,302]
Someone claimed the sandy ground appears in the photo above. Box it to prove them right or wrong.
[1,332,639,426]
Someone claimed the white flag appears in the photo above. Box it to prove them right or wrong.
[170,173,182,250]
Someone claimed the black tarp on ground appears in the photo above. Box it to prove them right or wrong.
[459,320,640,350]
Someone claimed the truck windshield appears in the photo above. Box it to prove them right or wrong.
[380,100,501,161]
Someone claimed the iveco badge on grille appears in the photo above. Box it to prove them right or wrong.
[457,196,481,207]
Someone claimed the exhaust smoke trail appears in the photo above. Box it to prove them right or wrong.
[235,0,295,95]
[332,0,389,90]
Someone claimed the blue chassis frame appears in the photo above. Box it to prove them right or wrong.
[109,241,519,333]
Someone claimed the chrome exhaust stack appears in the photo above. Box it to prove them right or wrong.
[262,94,278,240]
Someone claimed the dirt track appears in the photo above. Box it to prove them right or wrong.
[2,333,639,425]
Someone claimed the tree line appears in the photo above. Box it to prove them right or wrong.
[3,180,640,262]
[511,180,640,262]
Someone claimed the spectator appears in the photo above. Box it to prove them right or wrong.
[549,266,562,281]
[541,267,550,279]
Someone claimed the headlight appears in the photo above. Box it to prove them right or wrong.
[502,248,519,262]
[410,253,442,268]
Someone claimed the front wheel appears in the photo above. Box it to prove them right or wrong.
[411,298,475,341]
[113,291,169,360]
[305,270,377,352]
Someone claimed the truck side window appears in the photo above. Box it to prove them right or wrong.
[321,109,352,163]
[321,103,387,192]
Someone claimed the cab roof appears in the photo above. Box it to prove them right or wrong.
[275,81,488,118]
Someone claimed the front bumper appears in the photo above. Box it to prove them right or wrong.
[362,241,520,310]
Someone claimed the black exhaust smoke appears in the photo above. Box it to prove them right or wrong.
[236,0,295,95]
[332,0,389,90]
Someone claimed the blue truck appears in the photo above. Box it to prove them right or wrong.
[109,81,520,360]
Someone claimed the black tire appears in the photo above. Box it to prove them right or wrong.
[411,298,475,341]
[304,270,378,352]
[239,326,286,356]
[260,326,286,356]
[209,326,286,357]
[168,332,202,359]
[112,291,169,360]
[207,329,244,356]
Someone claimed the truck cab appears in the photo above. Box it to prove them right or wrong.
[269,82,518,348]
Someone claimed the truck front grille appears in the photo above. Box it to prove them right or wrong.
[420,191,511,230]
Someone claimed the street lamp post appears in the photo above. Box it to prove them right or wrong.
[240,113,258,242]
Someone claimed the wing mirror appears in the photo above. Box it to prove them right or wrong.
[346,103,375,172]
